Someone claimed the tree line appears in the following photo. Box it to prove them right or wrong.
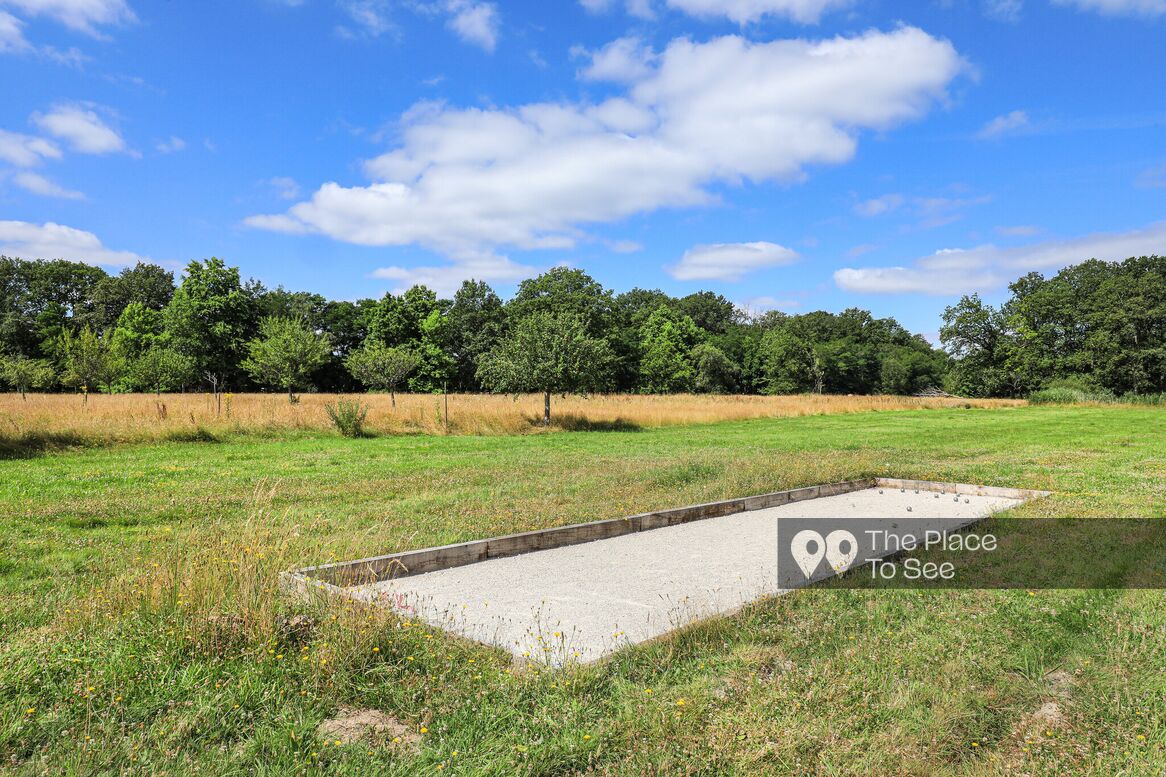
[0,255,952,419]
[939,255,1166,398]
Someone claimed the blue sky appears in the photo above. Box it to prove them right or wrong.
[1,0,1164,336]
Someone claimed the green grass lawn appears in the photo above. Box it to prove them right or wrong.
[1,404,1164,775]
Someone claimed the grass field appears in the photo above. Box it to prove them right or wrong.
[0,392,1020,452]
[1,403,1164,775]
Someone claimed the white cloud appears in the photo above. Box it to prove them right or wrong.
[0,220,144,266]
[0,9,30,52]
[607,239,643,253]
[248,27,965,278]
[854,193,903,217]
[664,0,850,24]
[444,0,498,52]
[1053,0,1166,15]
[31,103,126,154]
[155,135,185,153]
[834,220,1166,295]
[976,109,1029,140]
[371,253,534,296]
[270,176,301,199]
[0,128,61,166]
[575,36,655,83]
[12,171,84,199]
[0,0,136,37]
[913,194,991,228]
[669,241,798,281]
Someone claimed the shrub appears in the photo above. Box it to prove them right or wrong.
[1028,387,1089,405]
[324,398,369,438]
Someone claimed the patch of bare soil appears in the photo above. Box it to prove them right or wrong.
[317,706,421,751]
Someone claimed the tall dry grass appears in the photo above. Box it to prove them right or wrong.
[0,391,1023,449]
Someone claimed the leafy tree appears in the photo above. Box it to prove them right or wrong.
[163,258,260,389]
[692,343,739,393]
[507,268,613,337]
[110,302,164,362]
[131,347,197,394]
[638,306,703,393]
[477,313,614,425]
[90,262,174,330]
[409,309,454,392]
[446,280,505,391]
[0,355,55,399]
[676,291,739,335]
[757,328,821,394]
[241,316,331,401]
[609,288,676,390]
[56,326,121,395]
[367,285,441,346]
[344,342,420,406]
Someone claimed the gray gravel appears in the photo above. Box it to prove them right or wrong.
[352,488,1021,664]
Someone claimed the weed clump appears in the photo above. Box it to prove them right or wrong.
[325,397,369,438]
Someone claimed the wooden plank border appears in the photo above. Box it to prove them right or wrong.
[283,478,1050,591]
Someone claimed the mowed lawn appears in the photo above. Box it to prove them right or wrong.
[1,405,1164,775]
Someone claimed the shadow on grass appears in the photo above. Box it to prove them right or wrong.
[0,426,222,459]
[546,413,642,432]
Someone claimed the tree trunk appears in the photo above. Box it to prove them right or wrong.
[287,386,294,403]
[543,391,551,426]
[390,389,396,408]
[20,388,26,401]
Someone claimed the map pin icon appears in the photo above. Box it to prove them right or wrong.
[790,530,826,579]
[825,530,858,573]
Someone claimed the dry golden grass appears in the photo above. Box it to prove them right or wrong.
[0,391,1023,448]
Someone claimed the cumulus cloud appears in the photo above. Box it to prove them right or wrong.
[834,220,1166,295]
[1053,0,1166,15]
[0,0,136,37]
[31,103,126,154]
[0,9,30,52]
[247,27,965,290]
[976,109,1030,140]
[12,171,84,199]
[444,0,498,52]
[575,36,655,83]
[664,0,851,23]
[0,220,144,266]
[0,128,61,166]
[371,253,534,296]
[669,241,798,281]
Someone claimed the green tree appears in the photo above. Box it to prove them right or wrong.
[131,347,197,394]
[446,280,505,391]
[638,306,703,393]
[757,328,821,394]
[344,342,420,406]
[507,268,613,337]
[90,262,174,330]
[477,313,614,425]
[692,343,739,393]
[163,258,260,390]
[409,309,454,392]
[241,316,331,401]
[0,355,55,399]
[110,302,164,362]
[56,326,121,396]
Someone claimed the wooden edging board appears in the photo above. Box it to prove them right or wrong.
[281,477,1051,595]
